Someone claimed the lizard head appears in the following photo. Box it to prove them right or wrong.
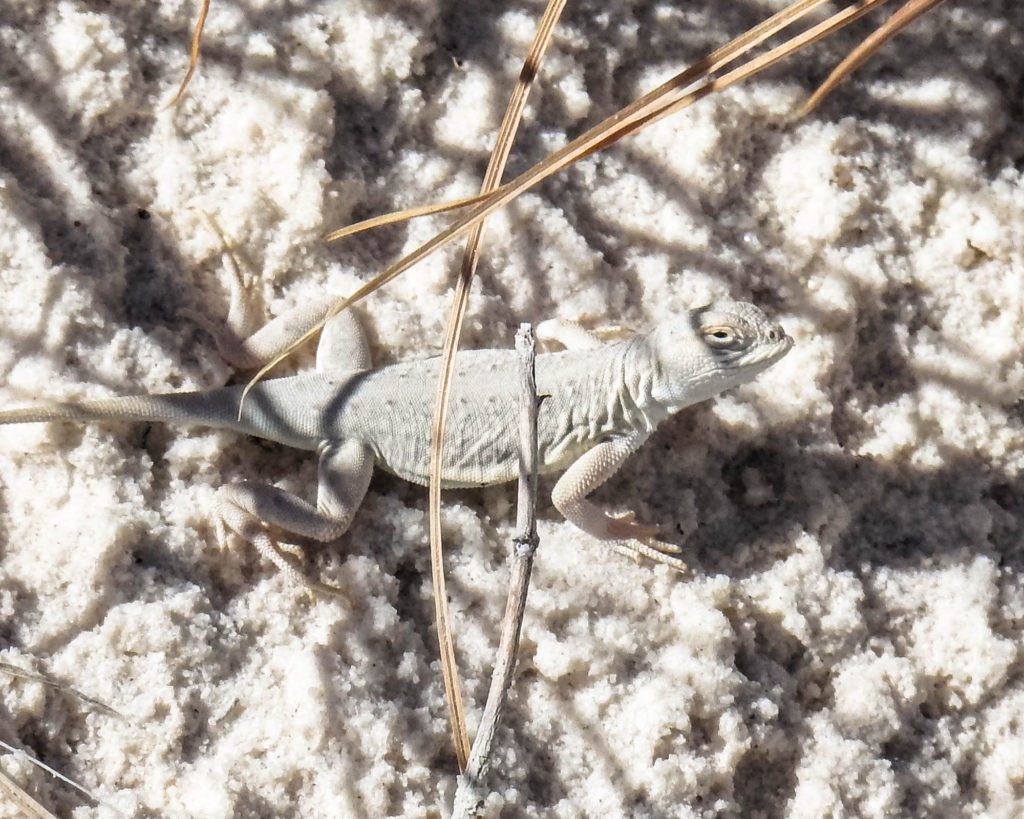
[648,300,793,408]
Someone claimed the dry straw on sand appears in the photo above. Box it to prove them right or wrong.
[1,0,1023,814]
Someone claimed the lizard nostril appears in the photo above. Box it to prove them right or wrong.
[768,329,778,341]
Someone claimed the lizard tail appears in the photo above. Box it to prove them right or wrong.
[0,391,244,428]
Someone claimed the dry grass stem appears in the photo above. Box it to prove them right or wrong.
[0,738,118,816]
[0,662,122,720]
[325,193,491,242]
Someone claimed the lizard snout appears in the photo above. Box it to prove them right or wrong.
[765,323,794,356]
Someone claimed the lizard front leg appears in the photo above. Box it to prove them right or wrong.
[551,434,687,572]
[215,439,374,595]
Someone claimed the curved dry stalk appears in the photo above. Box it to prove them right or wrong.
[798,0,948,116]
[427,0,568,773]
[163,0,210,109]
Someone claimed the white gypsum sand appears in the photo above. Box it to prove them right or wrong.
[0,1,1022,815]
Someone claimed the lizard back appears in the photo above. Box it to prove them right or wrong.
[327,340,658,488]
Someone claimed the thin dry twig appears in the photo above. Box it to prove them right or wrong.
[798,0,948,116]
[426,0,567,772]
[452,325,541,817]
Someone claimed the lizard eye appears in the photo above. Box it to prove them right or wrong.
[702,324,747,351]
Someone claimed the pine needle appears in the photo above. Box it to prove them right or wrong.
[162,0,210,109]
[798,0,948,116]
[0,740,124,815]
[324,192,491,242]
[0,662,123,720]
[0,764,57,819]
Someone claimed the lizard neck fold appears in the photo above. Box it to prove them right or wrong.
[605,335,673,435]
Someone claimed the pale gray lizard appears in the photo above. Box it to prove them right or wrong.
[0,297,792,591]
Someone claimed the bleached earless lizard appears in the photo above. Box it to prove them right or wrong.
[0,297,791,591]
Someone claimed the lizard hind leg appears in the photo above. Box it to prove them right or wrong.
[203,295,372,373]
[182,215,270,370]
[535,317,634,351]
[189,217,372,372]
[314,307,371,373]
[213,440,375,596]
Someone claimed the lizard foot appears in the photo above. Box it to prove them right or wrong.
[215,507,346,599]
[605,510,666,543]
[606,512,688,573]
[253,528,348,599]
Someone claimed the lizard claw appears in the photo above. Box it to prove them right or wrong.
[260,529,348,598]
[274,539,307,561]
